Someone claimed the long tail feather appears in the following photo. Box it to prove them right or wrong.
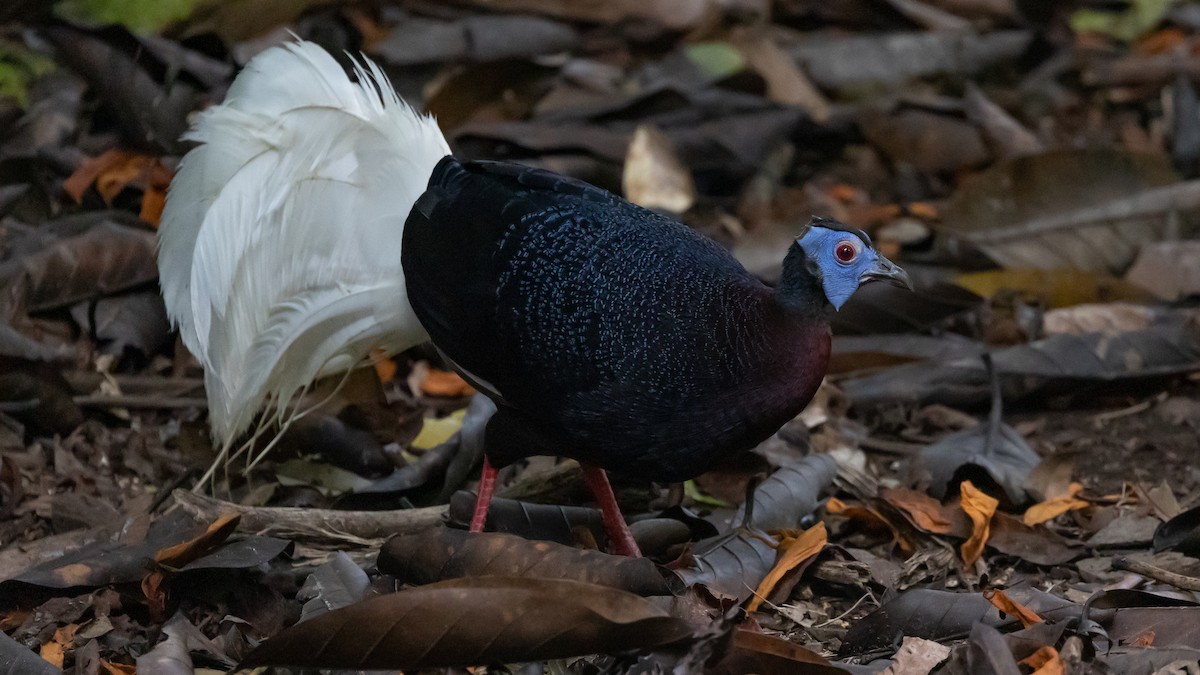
[158,41,449,447]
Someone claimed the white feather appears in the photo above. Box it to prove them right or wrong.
[158,41,449,444]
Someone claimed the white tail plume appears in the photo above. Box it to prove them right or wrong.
[158,41,449,457]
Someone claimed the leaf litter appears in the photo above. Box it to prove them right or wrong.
[0,1,1199,673]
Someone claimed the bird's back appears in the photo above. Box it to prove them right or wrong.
[404,159,829,479]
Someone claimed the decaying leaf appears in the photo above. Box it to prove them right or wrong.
[242,577,693,669]
[712,629,850,674]
[1023,483,1089,526]
[747,522,827,612]
[955,268,1155,308]
[446,490,605,546]
[879,636,951,675]
[297,552,370,623]
[623,124,696,214]
[732,454,839,533]
[941,149,1193,273]
[377,528,677,596]
[960,480,998,566]
[984,589,1042,628]
[1126,241,1200,301]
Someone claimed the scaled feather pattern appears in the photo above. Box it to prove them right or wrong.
[158,42,450,444]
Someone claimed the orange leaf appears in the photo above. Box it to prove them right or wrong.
[39,640,65,669]
[63,149,174,226]
[1130,631,1155,647]
[141,569,167,621]
[984,589,1042,628]
[420,368,475,397]
[154,513,240,568]
[825,497,848,513]
[372,351,398,383]
[881,487,964,536]
[747,522,827,612]
[100,661,137,675]
[1023,482,1089,525]
[1019,645,1064,675]
[959,480,998,566]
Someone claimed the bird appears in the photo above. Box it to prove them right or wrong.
[158,41,910,557]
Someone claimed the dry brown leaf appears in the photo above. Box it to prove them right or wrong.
[983,589,1042,628]
[879,636,951,675]
[1130,631,1156,646]
[419,368,475,397]
[622,124,696,214]
[38,640,65,669]
[881,487,965,536]
[244,576,692,669]
[747,522,827,612]
[960,480,998,566]
[1023,482,1089,526]
[1019,645,1064,675]
[100,661,137,675]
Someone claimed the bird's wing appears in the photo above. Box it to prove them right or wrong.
[158,41,449,444]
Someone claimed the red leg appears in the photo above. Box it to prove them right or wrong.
[470,456,498,532]
[581,463,642,558]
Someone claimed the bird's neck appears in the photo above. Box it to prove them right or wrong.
[774,242,832,322]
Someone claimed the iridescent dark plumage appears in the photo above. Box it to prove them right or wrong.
[402,158,834,481]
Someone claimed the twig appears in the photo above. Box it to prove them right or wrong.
[171,489,447,542]
[1092,392,1168,423]
[74,395,209,409]
[1111,556,1200,592]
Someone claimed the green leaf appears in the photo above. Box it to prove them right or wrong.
[685,42,746,79]
[0,42,54,106]
[684,479,732,508]
[55,0,201,33]
[1070,0,1175,42]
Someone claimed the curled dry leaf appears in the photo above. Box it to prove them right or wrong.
[377,527,677,596]
[747,522,827,612]
[622,124,696,214]
[1023,483,1089,526]
[960,480,998,566]
[446,490,605,546]
[242,577,694,670]
[879,636,951,675]
[1019,645,1063,675]
[983,589,1043,628]
[881,487,970,537]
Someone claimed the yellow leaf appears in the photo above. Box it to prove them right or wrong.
[984,589,1042,627]
[959,480,998,566]
[411,409,466,450]
[747,522,827,612]
[955,268,1153,308]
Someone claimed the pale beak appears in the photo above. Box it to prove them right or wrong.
[862,254,912,290]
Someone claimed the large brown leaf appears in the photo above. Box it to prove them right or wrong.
[940,149,1190,272]
[377,527,676,596]
[241,577,694,669]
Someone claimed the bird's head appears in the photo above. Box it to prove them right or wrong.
[785,217,912,310]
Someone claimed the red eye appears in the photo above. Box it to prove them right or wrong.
[835,241,857,263]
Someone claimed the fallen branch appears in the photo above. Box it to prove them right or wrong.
[1111,555,1200,592]
[171,489,447,542]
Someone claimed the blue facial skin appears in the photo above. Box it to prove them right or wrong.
[797,225,909,310]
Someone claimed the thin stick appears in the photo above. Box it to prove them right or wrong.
[74,395,209,409]
[1111,556,1200,592]
[171,489,447,542]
